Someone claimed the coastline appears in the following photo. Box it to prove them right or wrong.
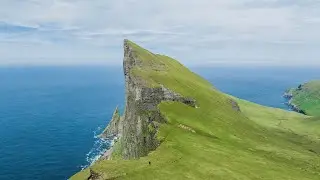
[99,136,118,160]
[101,147,113,160]
[283,90,306,115]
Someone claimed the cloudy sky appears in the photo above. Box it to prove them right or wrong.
[0,0,320,66]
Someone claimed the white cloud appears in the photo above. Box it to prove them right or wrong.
[0,0,320,66]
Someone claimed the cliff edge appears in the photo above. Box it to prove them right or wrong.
[100,40,197,159]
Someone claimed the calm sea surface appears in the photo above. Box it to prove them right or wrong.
[0,65,319,180]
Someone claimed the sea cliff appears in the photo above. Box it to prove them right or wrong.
[284,81,320,116]
[99,40,197,159]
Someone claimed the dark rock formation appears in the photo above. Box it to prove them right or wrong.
[287,101,306,115]
[88,169,101,180]
[283,92,293,99]
[229,99,241,112]
[99,107,122,139]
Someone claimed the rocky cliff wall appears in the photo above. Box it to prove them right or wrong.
[101,40,196,159]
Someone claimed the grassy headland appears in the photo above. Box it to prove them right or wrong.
[71,41,320,180]
[285,81,320,116]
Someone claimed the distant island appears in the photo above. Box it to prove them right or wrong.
[71,40,320,180]
[284,81,320,116]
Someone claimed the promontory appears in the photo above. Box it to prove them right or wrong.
[71,40,320,180]
[285,80,320,116]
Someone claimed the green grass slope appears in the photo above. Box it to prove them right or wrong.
[287,81,320,116]
[71,41,320,180]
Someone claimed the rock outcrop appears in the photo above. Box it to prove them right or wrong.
[229,99,241,112]
[99,107,123,139]
[101,40,196,159]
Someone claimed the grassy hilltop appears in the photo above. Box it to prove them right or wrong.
[71,41,320,180]
[286,81,320,116]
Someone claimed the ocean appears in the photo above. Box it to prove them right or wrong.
[0,65,319,180]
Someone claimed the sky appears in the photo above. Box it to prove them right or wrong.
[0,0,320,66]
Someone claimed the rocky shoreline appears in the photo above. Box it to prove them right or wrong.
[100,137,117,160]
[96,107,121,161]
[283,90,306,115]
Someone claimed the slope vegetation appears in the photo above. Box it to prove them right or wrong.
[71,41,320,180]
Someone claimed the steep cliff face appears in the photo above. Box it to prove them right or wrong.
[102,40,196,159]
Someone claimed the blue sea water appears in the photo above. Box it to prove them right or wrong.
[194,66,320,109]
[0,66,124,180]
[0,65,319,180]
